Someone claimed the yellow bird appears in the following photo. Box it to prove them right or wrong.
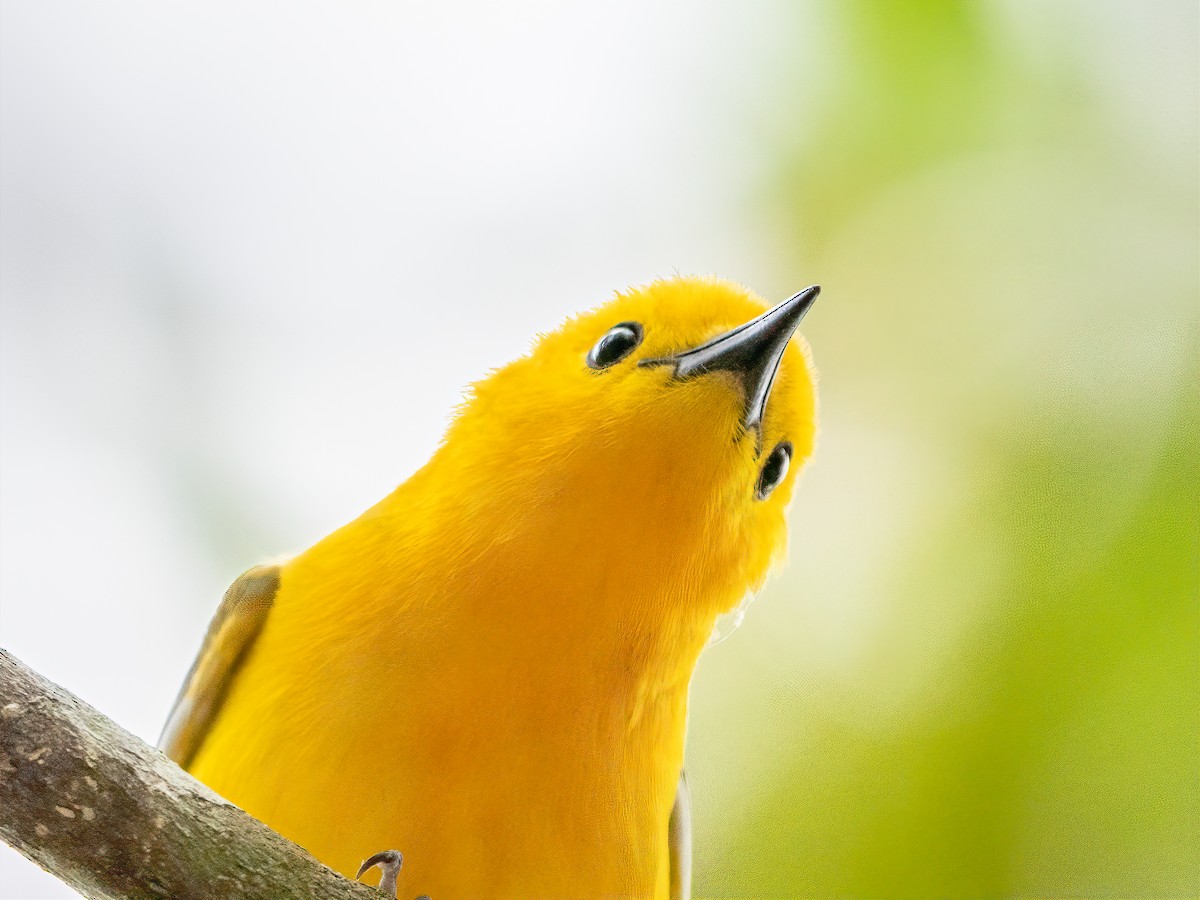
[160,276,820,899]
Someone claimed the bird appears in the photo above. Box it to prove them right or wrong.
[160,275,820,900]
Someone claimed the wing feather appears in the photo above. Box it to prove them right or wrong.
[669,769,692,900]
[158,564,280,769]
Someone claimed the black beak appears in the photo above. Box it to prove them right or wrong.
[640,285,819,439]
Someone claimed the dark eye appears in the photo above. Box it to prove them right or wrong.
[755,442,792,500]
[587,322,643,369]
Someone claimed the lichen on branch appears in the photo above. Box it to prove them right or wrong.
[0,649,381,900]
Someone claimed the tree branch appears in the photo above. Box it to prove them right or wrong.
[0,649,382,900]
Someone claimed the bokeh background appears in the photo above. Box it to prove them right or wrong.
[1,1,1196,897]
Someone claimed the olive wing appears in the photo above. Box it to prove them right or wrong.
[670,769,692,900]
[158,564,280,769]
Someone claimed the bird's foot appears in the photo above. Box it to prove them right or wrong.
[357,850,402,897]
[356,849,430,900]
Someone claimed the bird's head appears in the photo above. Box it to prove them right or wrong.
[434,276,818,648]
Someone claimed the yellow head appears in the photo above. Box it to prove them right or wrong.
[419,276,818,664]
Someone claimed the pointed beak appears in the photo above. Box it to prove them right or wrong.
[640,285,819,437]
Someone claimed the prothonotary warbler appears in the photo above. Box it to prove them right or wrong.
[161,276,820,900]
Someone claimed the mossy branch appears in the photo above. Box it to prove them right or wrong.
[0,648,382,900]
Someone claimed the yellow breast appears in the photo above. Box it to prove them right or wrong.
[190,432,716,898]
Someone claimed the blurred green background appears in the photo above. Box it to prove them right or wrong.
[689,3,1199,896]
[2,1,1196,898]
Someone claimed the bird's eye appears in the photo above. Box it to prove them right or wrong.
[586,322,644,369]
[755,442,792,500]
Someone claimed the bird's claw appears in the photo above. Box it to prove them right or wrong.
[355,849,431,900]
[354,850,404,899]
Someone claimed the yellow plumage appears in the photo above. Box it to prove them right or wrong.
[165,276,818,899]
